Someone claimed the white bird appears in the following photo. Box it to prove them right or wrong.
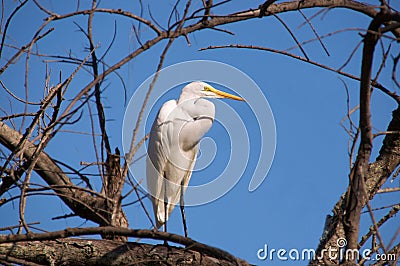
[146,81,244,237]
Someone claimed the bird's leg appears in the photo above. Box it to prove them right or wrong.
[163,178,168,246]
[163,221,168,246]
[180,178,188,238]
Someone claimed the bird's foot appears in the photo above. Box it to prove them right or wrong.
[163,240,169,247]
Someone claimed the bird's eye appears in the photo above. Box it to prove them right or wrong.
[203,86,212,92]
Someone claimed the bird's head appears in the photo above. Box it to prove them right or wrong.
[179,81,244,102]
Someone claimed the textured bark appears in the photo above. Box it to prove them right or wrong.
[0,226,247,265]
[342,11,380,259]
[101,148,129,241]
[310,7,400,264]
[0,239,250,266]
[310,106,400,265]
[366,107,400,196]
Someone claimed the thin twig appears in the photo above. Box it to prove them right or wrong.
[48,8,162,35]
[338,40,363,71]
[392,53,400,89]
[376,187,400,193]
[127,172,154,228]
[87,0,110,187]
[0,28,54,75]
[124,1,192,177]
[0,0,29,59]
[365,201,388,254]
[359,204,399,247]
[273,13,309,61]
[298,9,330,56]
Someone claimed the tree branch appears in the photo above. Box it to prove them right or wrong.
[0,238,249,266]
[0,121,109,225]
[0,226,249,265]
[311,104,400,265]
[342,10,382,260]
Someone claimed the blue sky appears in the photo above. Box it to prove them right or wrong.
[1,1,399,264]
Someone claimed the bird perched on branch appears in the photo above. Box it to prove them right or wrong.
[146,81,244,237]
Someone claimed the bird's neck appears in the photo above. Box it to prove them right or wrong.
[178,93,198,104]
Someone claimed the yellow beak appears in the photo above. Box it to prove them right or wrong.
[205,85,245,101]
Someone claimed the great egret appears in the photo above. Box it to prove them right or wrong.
[146,81,244,237]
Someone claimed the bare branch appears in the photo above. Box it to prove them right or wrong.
[0,28,54,75]
[298,9,330,56]
[0,121,109,225]
[365,201,388,255]
[272,14,309,60]
[0,226,247,265]
[0,238,249,266]
[123,1,192,177]
[376,187,400,193]
[258,0,277,18]
[0,0,29,59]
[342,10,385,259]
[359,204,400,247]
[46,8,162,35]
[199,44,400,103]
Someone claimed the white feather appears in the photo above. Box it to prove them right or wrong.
[146,81,242,229]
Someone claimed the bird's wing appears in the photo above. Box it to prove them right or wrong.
[179,98,215,151]
[146,99,177,228]
[146,98,215,228]
[161,98,215,219]
[163,146,198,221]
